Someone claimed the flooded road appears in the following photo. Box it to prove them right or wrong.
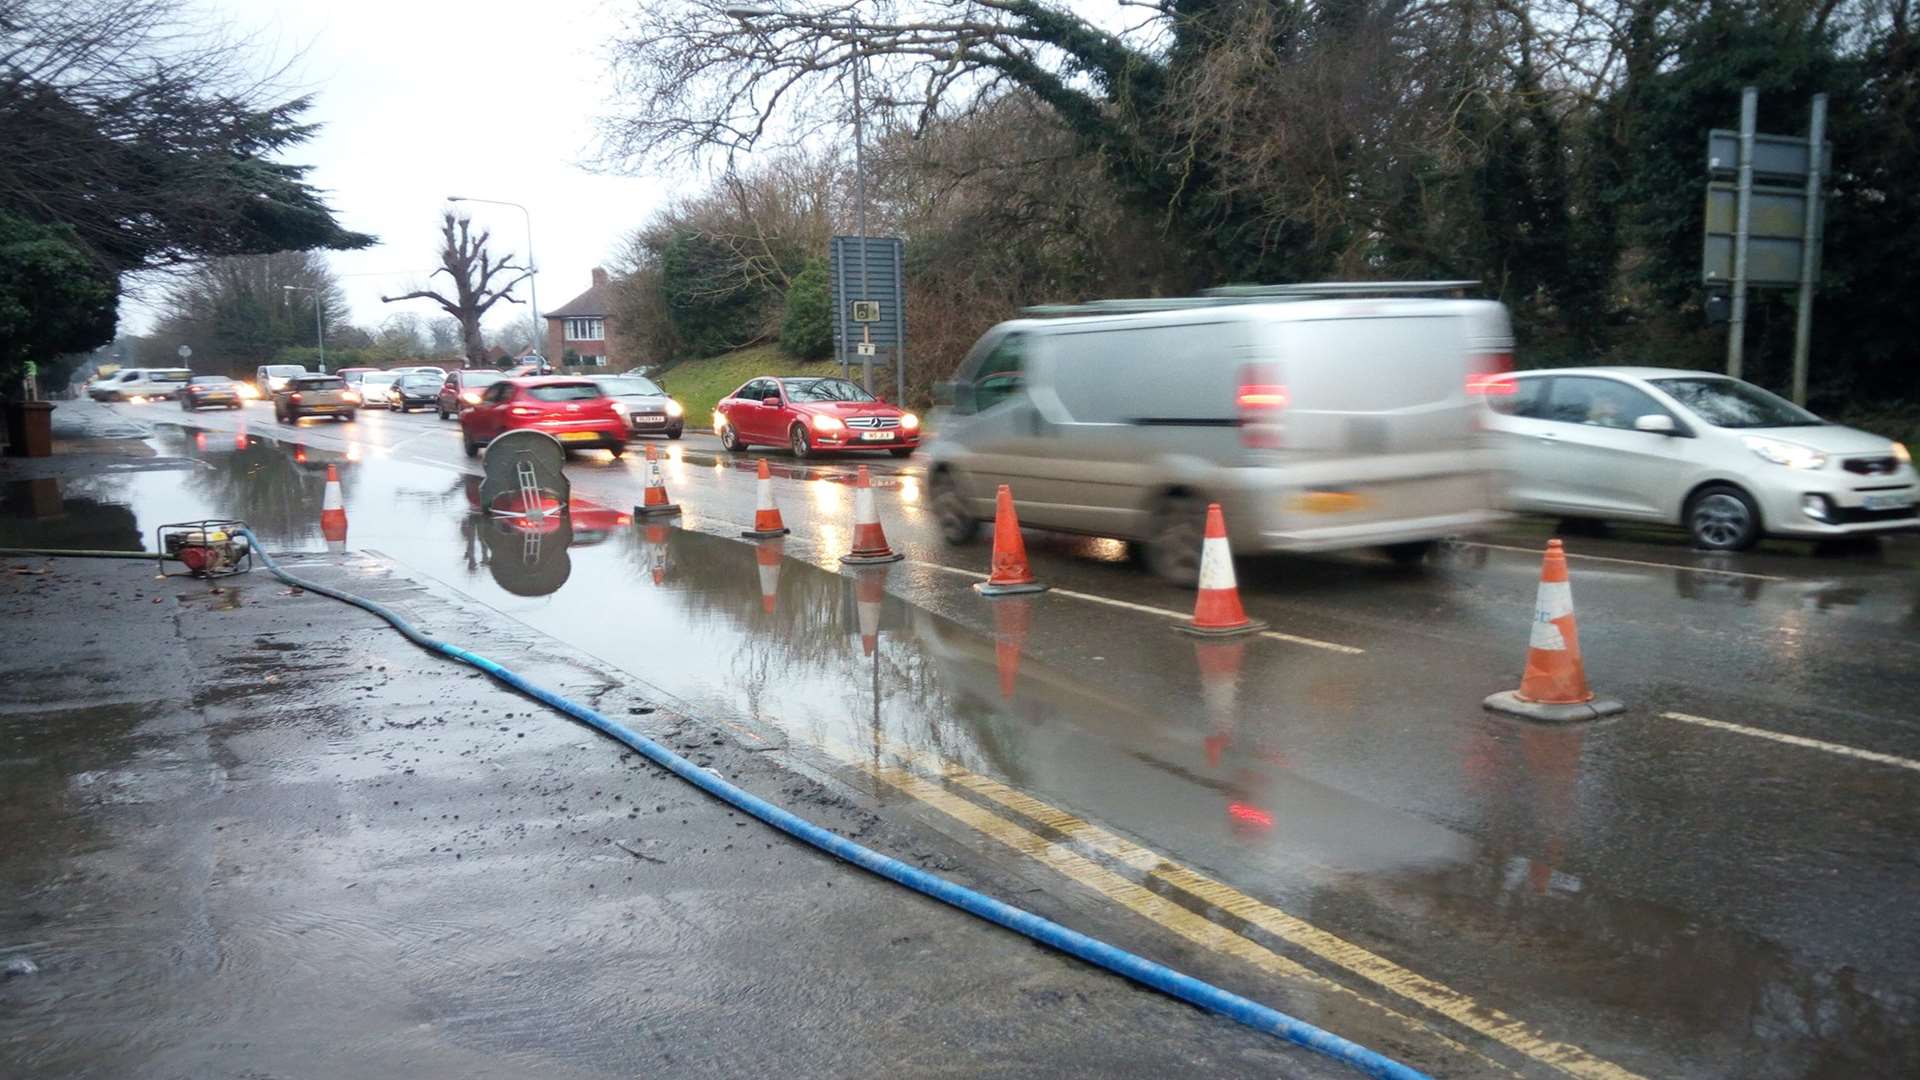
[9,402,1920,1077]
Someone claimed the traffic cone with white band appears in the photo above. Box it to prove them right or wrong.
[1195,638,1245,766]
[1484,539,1624,722]
[645,523,670,586]
[992,595,1034,700]
[320,464,348,549]
[840,465,903,565]
[974,484,1047,596]
[1179,504,1265,636]
[635,443,680,516]
[853,568,886,656]
[741,458,789,538]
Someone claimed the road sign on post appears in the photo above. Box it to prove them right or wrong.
[830,236,906,399]
[1703,88,1829,401]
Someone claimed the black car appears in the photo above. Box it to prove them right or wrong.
[590,374,685,439]
[387,372,444,412]
[179,375,243,411]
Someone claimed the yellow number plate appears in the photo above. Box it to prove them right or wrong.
[556,431,599,442]
[1291,490,1373,514]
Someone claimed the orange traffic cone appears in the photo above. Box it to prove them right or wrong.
[320,464,348,548]
[1180,504,1266,636]
[1195,638,1245,766]
[974,485,1047,596]
[991,595,1035,700]
[635,443,681,516]
[742,459,789,538]
[840,465,903,565]
[853,568,886,656]
[755,539,783,614]
[1484,540,1624,722]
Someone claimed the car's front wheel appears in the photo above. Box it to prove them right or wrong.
[1382,540,1436,566]
[339,411,355,422]
[889,446,915,458]
[789,424,812,459]
[719,423,743,451]
[462,436,480,458]
[1686,484,1762,551]
[667,426,683,440]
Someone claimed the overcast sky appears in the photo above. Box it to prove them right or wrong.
[124,0,674,338]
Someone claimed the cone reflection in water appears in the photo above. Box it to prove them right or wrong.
[755,538,783,614]
[320,463,348,548]
[853,568,886,657]
[1520,725,1585,896]
[1484,539,1624,722]
[840,465,903,564]
[991,595,1035,700]
[1194,638,1246,767]
[743,458,790,538]
[636,443,681,516]
[975,484,1047,596]
[1181,503,1265,636]
[645,523,670,586]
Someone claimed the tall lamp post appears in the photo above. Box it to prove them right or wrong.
[447,196,540,360]
[280,285,326,373]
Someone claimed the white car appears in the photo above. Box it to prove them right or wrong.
[1484,367,1915,549]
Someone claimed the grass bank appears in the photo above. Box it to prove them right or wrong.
[652,345,837,430]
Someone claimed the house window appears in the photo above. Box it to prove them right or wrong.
[564,317,605,342]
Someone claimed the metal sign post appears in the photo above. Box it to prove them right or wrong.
[1727,87,1758,380]
[1790,93,1828,406]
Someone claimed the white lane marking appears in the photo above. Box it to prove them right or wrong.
[1661,712,1920,774]
[908,560,1364,655]
[1462,541,1787,582]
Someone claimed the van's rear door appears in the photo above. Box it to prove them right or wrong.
[1266,310,1473,454]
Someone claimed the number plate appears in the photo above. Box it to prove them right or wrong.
[634,415,667,425]
[557,431,599,442]
[1863,492,1915,511]
[860,430,895,441]
[1291,489,1373,514]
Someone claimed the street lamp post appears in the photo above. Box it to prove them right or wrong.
[447,196,539,360]
[281,285,326,373]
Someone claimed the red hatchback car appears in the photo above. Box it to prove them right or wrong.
[716,376,920,458]
[459,378,629,457]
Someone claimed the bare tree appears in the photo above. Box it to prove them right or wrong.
[381,212,530,366]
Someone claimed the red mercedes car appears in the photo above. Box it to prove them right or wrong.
[715,376,920,459]
[458,377,629,458]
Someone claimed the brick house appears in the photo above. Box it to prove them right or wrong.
[543,268,616,369]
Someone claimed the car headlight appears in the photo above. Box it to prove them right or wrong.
[900,412,920,430]
[812,414,844,432]
[665,400,683,418]
[462,391,481,404]
[1743,435,1826,469]
[342,391,360,403]
[609,399,629,417]
[1893,442,1911,466]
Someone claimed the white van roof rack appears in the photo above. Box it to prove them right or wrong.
[1021,281,1482,316]
[1202,280,1480,298]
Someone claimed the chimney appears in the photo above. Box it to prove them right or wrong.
[591,266,608,287]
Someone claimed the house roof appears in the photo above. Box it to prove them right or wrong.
[545,280,615,319]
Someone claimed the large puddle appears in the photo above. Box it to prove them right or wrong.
[6,421,1916,1075]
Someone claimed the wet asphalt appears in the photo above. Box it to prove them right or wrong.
[3,399,1918,1078]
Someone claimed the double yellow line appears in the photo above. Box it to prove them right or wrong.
[819,736,1643,1080]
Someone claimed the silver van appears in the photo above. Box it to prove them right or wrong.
[927,284,1512,582]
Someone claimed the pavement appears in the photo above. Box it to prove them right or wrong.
[3,398,1919,1078]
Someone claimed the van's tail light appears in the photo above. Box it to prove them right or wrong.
[289,392,303,403]
[188,384,203,393]
[1466,352,1515,396]
[1237,364,1287,449]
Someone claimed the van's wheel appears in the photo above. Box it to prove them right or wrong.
[438,405,449,420]
[789,424,812,459]
[1144,492,1208,586]
[719,423,743,452]
[1382,540,1436,566]
[931,471,978,545]
[607,443,625,458]
[1686,483,1761,551]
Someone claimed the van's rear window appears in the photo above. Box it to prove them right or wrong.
[155,371,191,382]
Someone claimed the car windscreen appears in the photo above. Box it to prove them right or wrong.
[525,384,602,402]
[464,371,503,386]
[398,374,441,388]
[598,377,664,396]
[1650,377,1821,428]
[292,377,345,391]
[782,378,875,403]
[153,370,192,382]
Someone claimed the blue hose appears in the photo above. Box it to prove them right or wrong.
[241,531,1430,1080]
